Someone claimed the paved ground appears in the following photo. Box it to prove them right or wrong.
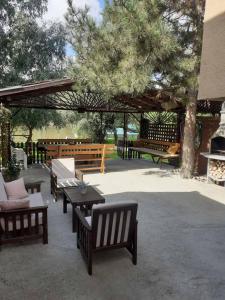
[1,159,225,300]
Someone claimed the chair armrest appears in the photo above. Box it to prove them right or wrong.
[25,182,42,193]
[75,169,83,182]
[51,172,57,181]
[0,205,47,215]
[74,207,91,231]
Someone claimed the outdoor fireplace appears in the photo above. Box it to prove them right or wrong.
[211,136,225,154]
[201,102,225,184]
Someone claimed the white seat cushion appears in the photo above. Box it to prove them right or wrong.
[0,192,45,231]
[28,192,45,207]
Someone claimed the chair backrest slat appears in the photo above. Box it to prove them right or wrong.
[107,212,114,246]
[100,213,107,248]
[120,210,128,243]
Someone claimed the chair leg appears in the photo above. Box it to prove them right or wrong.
[127,223,137,265]
[87,236,93,275]
[132,223,137,265]
[88,251,92,275]
[43,210,48,244]
[77,241,80,249]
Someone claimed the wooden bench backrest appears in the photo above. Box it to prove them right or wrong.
[46,145,59,160]
[133,139,180,153]
[38,138,91,145]
[58,144,115,157]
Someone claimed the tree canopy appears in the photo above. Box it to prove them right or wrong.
[66,0,179,95]
[0,0,66,87]
[66,0,204,97]
[0,0,68,142]
[11,109,66,142]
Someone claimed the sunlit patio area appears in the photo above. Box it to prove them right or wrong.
[1,159,225,300]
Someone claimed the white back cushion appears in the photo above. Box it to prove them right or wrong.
[52,158,75,180]
[0,172,7,201]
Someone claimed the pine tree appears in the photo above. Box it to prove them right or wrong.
[66,0,205,177]
[66,0,179,95]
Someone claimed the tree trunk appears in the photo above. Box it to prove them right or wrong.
[180,95,197,178]
[26,127,33,162]
[27,127,33,143]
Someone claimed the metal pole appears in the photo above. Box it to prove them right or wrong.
[123,113,128,159]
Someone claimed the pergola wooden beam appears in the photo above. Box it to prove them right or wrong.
[0,78,222,114]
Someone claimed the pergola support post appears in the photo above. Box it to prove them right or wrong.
[176,113,184,142]
[122,113,128,159]
[139,113,149,139]
[1,122,11,168]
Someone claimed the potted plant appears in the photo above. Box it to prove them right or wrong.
[3,154,21,182]
[77,180,89,195]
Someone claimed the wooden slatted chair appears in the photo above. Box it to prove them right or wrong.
[51,158,83,200]
[75,201,138,275]
[0,175,48,250]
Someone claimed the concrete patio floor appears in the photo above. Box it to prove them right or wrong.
[1,159,225,300]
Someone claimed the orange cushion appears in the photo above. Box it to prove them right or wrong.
[167,143,180,155]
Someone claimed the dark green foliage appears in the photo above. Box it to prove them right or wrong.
[12,109,66,142]
[145,112,177,124]
[0,106,11,126]
[66,0,179,96]
[3,154,21,181]
[0,0,66,87]
[89,113,115,143]
[0,0,68,142]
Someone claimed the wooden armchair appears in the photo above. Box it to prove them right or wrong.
[0,182,48,250]
[51,158,83,201]
[75,201,138,275]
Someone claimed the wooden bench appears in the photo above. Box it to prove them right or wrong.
[47,144,115,173]
[128,139,180,164]
[58,144,115,173]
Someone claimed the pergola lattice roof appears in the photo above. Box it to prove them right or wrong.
[0,78,222,114]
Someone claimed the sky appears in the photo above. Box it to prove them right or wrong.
[44,0,104,56]
[44,0,104,23]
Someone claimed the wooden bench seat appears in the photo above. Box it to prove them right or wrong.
[75,158,110,162]
[128,140,180,165]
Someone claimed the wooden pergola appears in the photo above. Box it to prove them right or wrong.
[0,78,221,114]
[0,78,222,164]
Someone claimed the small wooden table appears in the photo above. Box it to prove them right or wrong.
[63,186,105,232]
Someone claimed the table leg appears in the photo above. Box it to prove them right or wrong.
[85,204,93,216]
[72,204,77,233]
[63,193,67,214]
